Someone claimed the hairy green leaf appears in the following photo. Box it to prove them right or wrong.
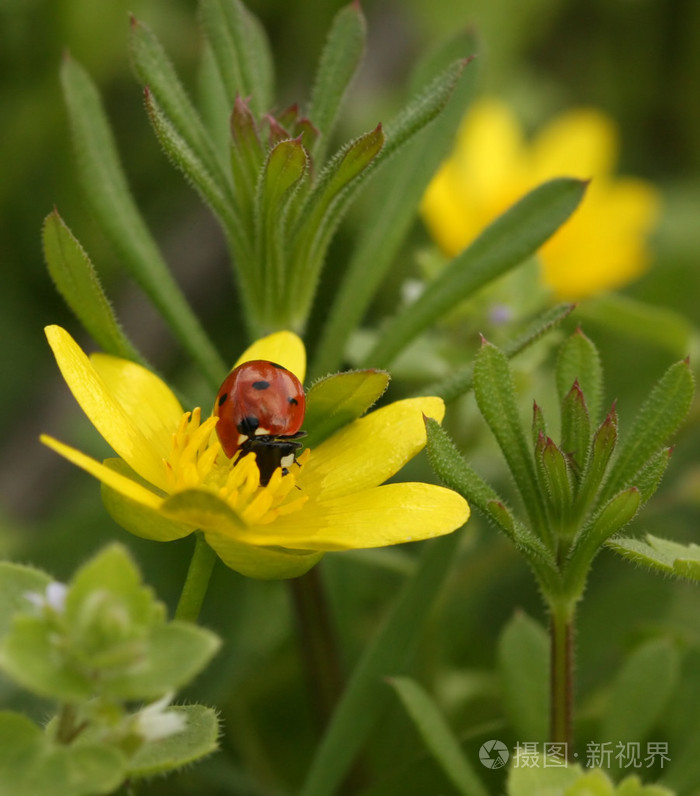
[43,211,143,362]
[129,16,230,189]
[60,55,226,387]
[556,327,603,425]
[607,534,700,581]
[128,704,220,777]
[602,359,694,502]
[308,1,367,163]
[199,0,274,116]
[304,369,390,448]
[473,340,548,534]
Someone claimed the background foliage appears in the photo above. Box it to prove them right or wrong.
[1,0,699,793]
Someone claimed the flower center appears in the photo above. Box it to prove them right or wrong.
[163,408,309,525]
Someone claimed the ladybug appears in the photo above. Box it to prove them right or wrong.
[214,360,306,486]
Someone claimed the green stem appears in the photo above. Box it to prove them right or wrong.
[55,703,87,744]
[549,602,575,753]
[175,532,217,622]
[288,565,344,730]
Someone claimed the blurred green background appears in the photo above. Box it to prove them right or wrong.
[1,0,698,793]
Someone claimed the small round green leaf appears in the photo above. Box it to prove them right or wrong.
[128,704,220,778]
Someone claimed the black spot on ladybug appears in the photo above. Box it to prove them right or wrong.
[252,380,270,390]
[288,397,298,405]
[237,415,260,436]
[218,394,228,406]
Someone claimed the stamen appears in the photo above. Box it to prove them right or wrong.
[164,409,310,527]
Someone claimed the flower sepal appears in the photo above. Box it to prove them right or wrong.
[304,368,390,447]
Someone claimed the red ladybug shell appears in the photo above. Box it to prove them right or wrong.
[214,360,306,459]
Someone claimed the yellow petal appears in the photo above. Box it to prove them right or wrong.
[529,108,618,182]
[421,99,527,257]
[540,177,660,299]
[234,331,306,383]
[90,353,184,459]
[297,397,445,499]
[244,482,469,550]
[45,326,169,490]
[456,99,526,203]
[203,531,323,579]
[40,435,163,509]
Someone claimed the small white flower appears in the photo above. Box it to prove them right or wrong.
[132,693,187,742]
[24,581,68,614]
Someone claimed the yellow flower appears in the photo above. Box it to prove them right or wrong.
[41,326,469,580]
[421,98,660,299]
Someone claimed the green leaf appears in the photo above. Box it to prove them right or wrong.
[497,612,549,742]
[294,124,384,250]
[288,124,385,322]
[128,16,230,190]
[256,137,309,308]
[106,622,221,700]
[65,543,161,631]
[532,402,547,451]
[536,436,574,530]
[473,339,548,534]
[424,418,558,590]
[365,178,587,367]
[198,42,231,160]
[607,533,700,581]
[0,614,93,701]
[0,712,126,796]
[574,406,618,518]
[60,55,226,388]
[0,562,51,637]
[565,488,641,596]
[0,545,220,703]
[507,760,674,796]
[230,95,265,217]
[601,359,694,503]
[601,637,680,743]
[560,381,591,480]
[380,58,468,165]
[310,35,479,379]
[425,417,514,541]
[143,87,243,245]
[199,0,274,117]
[300,532,460,796]
[308,0,367,164]
[294,59,468,332]
[507,755,581,796]
[128,704,220,777]
[303,369,390,448]
[42,211,142,362]
[632,447,673,505]
[556,327,603,425]
[418,303,575,404]
[388,676,488,796]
